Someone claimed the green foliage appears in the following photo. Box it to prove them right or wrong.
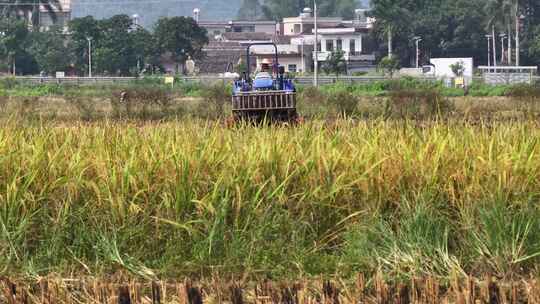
[343,202,457,278]
[450,61,466,77]
[0,17,29,74]
[466,202,540,276]
[378,56,400,77]
[468,82,511,96]
[154,16,208,74]
[28,25,73,74]
[368,0,540,65]
[323,50,347,77]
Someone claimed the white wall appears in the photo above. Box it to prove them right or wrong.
[254,24,277,34]
[319,35,363,60]
[255,56,308,73]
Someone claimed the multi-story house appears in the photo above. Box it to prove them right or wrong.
[279,8,376,73]
[39,0,72,30]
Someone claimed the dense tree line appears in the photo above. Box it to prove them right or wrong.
[240,0,540,67]
[0,15,208,76]
[370,0,540,66]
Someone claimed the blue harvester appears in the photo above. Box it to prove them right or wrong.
[232,43,297,122]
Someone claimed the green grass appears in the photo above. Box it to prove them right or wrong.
[2,119,540,281]
[0,76,522,99]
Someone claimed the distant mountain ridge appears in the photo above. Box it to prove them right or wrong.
[71,0,243,28]
[71,0,370,28]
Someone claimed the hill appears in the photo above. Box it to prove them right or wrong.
[71,0,243,28]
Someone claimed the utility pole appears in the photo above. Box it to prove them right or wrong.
[87,37,93,77]
[492,25,497,68]
[300,38,305,74]
[500,34,507,64]
[485,35,491,67]
[132,14,141,74]
[413,36,422,68]
[516,13,524,66]
[313,0,318,86]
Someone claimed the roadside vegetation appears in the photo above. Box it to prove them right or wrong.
[0,76,522,98]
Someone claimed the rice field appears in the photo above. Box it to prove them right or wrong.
[2,117,540,286]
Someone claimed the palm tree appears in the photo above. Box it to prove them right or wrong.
[0,0,61,28]
[370,0,411,58]
[485,0,517,65]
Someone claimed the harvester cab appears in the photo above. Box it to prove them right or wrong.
[232,43,297,122]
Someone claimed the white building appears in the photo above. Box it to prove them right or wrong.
[279,8,376,73]
[39,0,72,30]
[199,20,277,38]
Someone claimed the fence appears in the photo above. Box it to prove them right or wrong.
[5,75,540,86]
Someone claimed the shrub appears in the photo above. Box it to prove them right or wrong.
[199,82,231,118]
[388,88,452,119]
[327,90,358,116]
[111,87,174,119]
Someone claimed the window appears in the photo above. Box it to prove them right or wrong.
[336,39,342,51]
[294,24,301,33]
[326,40,333,52]
[316,42,321,52]
[288,64,297,73]
[350,39,356,54]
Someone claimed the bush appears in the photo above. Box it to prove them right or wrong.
[0,77,19,90]
[468,83,511,97]
[199,82,231,118]
[327,90,358,116]
[111,87,174,119]
[388,88,453,119]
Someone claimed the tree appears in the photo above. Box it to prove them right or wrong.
[0,0,61,28]
[68,16,100,75]
[528,25,540,64]
[450,61,466,77]
[0,17,29,75]
[131,27,160,74]
[94,14,137,75]
[238,0,264,20]
[323,50,347,77]
[29,25,73,74]
[154,17,208,74]
[370,0,412,58]
[378,56,400,78]
[69,14,155,76]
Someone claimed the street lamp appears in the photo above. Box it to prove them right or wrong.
[486,35,491,66]
[86,37,93,78]
[516,14,525,66]
[413,36,422,68]
[313,0,318,86]
[499,33,507,64]
[131,14,142,74]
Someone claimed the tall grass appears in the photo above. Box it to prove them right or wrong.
[1,119,540,281]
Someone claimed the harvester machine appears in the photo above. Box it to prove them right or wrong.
[232,43,298,122]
